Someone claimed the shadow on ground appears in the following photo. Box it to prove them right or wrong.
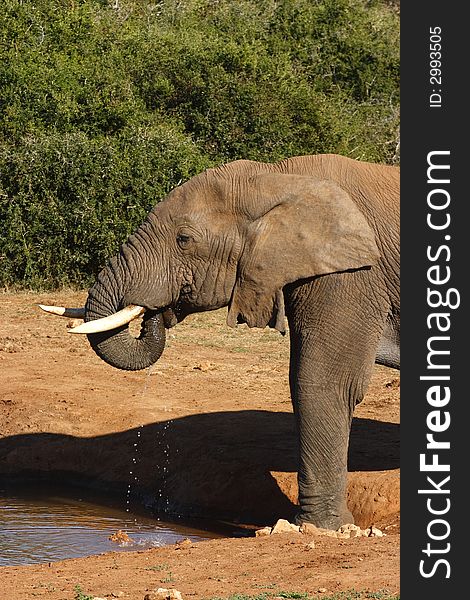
[0,411,399,524]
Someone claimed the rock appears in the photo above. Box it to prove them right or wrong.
[255,526,272,537]
[108,530,133,545]
[175,538,192,548]
[318,588,327,593]
[300,523,349,538]
[193,362,217,372]
[300,523,322,536]
[144,589,183,600]
[306,540,316,550]
[67,318,83,329]
[334,531,350,539]
[271,519,301,534]
[297,521,385,539]
[338,523,363,538]
[366,526,385,537]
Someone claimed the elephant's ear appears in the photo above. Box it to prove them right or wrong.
[227,175,380,333]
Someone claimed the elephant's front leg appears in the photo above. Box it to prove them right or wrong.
[292,375,356,529]
[286,273,389,530]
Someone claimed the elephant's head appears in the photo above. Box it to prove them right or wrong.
[42,161,380,370]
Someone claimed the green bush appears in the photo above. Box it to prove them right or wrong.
[0,0,399,289]
[0,125,209,288]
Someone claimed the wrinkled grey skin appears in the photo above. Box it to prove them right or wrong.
[85,154,400,530]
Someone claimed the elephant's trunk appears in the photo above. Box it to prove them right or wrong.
[84,255,166,371]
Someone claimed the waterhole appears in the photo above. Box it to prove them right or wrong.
[0,484,231,566]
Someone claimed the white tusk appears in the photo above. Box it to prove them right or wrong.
[38,305,86,319]
[67,305,146,334]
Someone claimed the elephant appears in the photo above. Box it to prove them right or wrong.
[42,153,400,530]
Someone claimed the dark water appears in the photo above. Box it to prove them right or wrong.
[0,486,229,566]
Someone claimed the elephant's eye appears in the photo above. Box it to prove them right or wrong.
[176,233,193,248]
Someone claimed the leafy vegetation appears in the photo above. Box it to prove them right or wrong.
[73,584,94,600]
[0,0,399,288]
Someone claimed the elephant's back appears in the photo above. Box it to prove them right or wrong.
[279,154,400,310]
[278,154,398,195]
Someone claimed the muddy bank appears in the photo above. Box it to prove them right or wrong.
[0,411,399,527]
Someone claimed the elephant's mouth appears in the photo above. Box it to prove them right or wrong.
[72,282,200,334]
[160,306,178,328]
